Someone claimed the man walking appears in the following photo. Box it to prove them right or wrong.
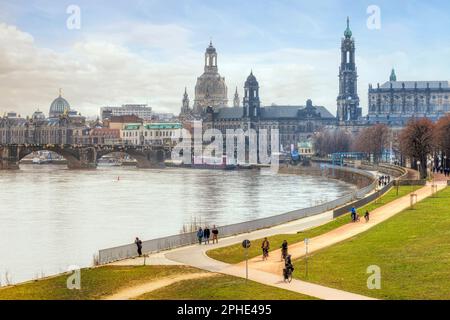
[197,227,204,245]
[211,225,219,244]
[203,226,211,245]
[261,237,270,260]
[351,207,357,222]
[135,237,143,257]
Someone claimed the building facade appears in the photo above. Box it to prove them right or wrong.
[368,69,450,126]
[101,104,153,121]
[203,72,336,149]
[336,18,362,124]
[121,123,182,146]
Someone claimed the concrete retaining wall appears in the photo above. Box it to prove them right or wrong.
[396,180,427,186]
[98,165,377,265]
[333,182,393,218]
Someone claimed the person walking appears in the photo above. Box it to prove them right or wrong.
[211,225,219,244]
[281,240,288,261]
[203,226,211,245]
[135,237,143,257]
[197,227,204,245]
[351,207,357,222]
[261,237,270,260]
[364,210,370,223]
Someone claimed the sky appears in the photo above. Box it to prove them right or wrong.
[1,0,450,117]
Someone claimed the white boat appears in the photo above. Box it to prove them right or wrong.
[32,156,51,165]
[98,157,122,167]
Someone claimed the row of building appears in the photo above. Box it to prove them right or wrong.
[0,95,182,146]
[178,18,450,151]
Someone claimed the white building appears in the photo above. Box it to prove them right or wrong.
[121,123,182,146]
[101,104,153,121]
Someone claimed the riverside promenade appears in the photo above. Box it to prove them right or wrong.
[110,182,446,300]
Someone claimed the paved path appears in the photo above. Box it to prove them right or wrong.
[243,183,447,275]
[104,273,215,300]
[112,183,446,300]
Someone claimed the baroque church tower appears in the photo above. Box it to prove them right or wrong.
[336,17,362,123]
[193,42,228,114]
[243,71,260,120]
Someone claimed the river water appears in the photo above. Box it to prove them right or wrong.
[0,165,355,284]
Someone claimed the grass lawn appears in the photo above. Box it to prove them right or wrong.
[0,265,204,300]
[293,187,450,300]
[138,274,315,300]
[207,186,421,264]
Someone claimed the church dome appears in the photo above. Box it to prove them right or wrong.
[32,110,46,121]
[245,71,259,87]
[193,42,228,112]
[206,41,216,54]
[49,94,70,118]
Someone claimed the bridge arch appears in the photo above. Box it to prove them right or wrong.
[14,145,97,169]
[96,146,166,169]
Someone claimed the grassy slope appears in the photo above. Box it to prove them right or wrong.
[0,265,203,300]
[293,187,450,300]
[207,186,421,264]
[138,274,315,300]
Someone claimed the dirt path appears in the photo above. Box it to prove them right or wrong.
[103,272,215,300]
[243,184,446,275]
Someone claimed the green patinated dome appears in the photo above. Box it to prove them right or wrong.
[344,17,352,38]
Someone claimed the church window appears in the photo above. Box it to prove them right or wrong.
[346,51,350,63]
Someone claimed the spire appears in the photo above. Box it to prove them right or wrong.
[181,87,190,113]
[59,88,62,97]
[233,86,240,108]
[390,68,397,82]
[344,16,352,38]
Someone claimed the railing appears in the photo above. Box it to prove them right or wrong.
[98,165,378,264]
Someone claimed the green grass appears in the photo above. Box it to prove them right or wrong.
[138,274,316,300]
[207,186,422,264]
[293,187,450,300]
[0,265,203,300]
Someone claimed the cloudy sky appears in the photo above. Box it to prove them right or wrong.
[1,0,450,117]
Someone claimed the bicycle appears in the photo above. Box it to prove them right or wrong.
[283,267,293,283]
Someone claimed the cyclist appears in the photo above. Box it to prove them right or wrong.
[281,240,288,261]
[283,254,294,282]
[261,237,270,260]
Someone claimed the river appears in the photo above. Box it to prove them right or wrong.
[0,165,355,284]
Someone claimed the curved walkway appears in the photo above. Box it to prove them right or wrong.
[103,273,215,300]
[111,183,446,300]
[242,183,446,275]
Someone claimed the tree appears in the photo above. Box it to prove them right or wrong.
[399,118,435,179]
[434,115,450,169]
[313,128,353,157]
[353,124,390,162]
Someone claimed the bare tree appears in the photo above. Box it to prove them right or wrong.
[313,128,353,157]
[434,115,450,169]
[399,118,435,179]
[353,124,390,162]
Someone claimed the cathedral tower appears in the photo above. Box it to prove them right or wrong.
[243,71,260,119]
[337,17,361,123]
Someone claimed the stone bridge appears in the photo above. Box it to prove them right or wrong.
[0,144,170,170]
